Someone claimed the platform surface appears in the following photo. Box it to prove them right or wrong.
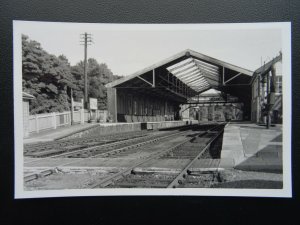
[23,123,98,144]
[221,122,282,172]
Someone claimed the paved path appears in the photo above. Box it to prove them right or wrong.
[221,122,282,172]
[24,123,99,144]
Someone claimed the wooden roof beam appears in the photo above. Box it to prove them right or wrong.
[224,72,242,84]
[137,75,154,86]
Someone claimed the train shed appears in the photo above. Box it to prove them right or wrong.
[105,49,253,123]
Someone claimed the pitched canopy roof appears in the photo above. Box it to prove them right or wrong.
[107,49,252,88]
[254,53,282,75]
[106,49,253,103]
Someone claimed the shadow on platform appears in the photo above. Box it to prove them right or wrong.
[235,135,282,173]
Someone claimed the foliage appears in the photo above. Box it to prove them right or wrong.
[22,35,76,113]
[22,34,122,113]
[71,58,122,109]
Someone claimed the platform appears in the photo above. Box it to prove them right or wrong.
[221,122,282,173]
[23,123,98,144]
[23,120,198,144]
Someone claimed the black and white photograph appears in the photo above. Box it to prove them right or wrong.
[14,21,291,198]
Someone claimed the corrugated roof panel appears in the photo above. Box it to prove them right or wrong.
[183,72,206,80]
[189,79,209,87]
[185,76,207,85]
[194,84,211,92]
[171,64,198,76]
[178,72,202,81]
[194,58,219,70]
[175,67,200,78]
[167,58,194,71]
[167,60,212,92]
[167,57,221,91]
[194,60,220,77]
[196,65,220,76]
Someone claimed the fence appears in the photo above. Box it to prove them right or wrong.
[28,109,108,134]
[28,110,84,134]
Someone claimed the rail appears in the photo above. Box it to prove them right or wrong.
[90,123,226,188]
[24,127,196,182]
[167,123,225,188]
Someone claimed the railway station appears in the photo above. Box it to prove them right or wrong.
[105,49,253,123]
[23,49,283,190]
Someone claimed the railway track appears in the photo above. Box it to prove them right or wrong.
[24,125,201,162]
[24,124,203,158]
[24,124,207,182]
[24,130,152,157]
[88,123,226,188]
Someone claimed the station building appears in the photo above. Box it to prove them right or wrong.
[250,54,282,124]
[105,49,253,123]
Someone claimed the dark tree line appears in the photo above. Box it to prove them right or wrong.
[22,34,122,114]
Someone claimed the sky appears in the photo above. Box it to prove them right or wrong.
[16,22,285,76]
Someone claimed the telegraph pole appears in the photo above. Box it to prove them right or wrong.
[80,32,93,109]
[70,88,74,125]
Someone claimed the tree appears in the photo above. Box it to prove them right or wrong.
[71,58,122,109]
[22,35,76,113]
[22,35,122,113]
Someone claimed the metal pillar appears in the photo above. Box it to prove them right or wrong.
[152,69,155,87]
[266,65,277,128]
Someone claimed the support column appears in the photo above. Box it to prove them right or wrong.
[266,72,270,129]
[152,69,155,87]
[71,95,74,125]
[222,67,225,85]
[107,87,117,122]
[211,105,215,121]
[260,75,266,124]
[80,99,84,124]
[201,106,208,121]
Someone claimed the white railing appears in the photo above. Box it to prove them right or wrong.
[28,110,84,134]
[27,109,108,134]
